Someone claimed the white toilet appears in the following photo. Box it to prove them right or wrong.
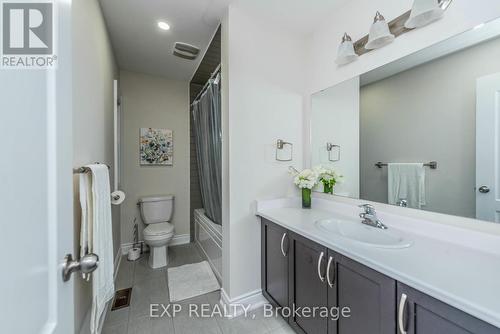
[138,195,175,269]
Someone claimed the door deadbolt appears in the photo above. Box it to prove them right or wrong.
[478,186,490,194]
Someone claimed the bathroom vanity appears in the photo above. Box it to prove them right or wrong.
[257,197,500,334]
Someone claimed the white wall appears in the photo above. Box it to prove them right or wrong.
[222,2,305,300]
[303,0,500,164]
[72,0,118,332]
[120,71,190,245]
[311,77,359,198]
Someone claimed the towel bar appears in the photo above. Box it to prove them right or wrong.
[73,163,111,174]
[375,161,437,169]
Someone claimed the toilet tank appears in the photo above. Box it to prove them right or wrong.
[138,195,174,224]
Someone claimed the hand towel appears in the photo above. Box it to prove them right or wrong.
[388,163,426,209]
[79,171,93,280]
[88,164,115,334]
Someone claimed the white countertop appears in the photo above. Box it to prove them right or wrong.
[256,197,500,328]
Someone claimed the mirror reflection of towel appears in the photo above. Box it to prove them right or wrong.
[388,163,426,209]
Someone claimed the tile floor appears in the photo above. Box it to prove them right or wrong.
[102,243,294,334]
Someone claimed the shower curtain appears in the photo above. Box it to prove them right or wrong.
[192,74,222,225]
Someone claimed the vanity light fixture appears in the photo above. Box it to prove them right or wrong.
[158,21,171,31]
[365,12,395,50]
[405,0,444,29]
[335,33,358,65]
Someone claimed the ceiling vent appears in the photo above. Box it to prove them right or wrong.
[173,42,200,60]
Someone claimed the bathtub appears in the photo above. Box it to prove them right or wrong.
[194,209,222,282]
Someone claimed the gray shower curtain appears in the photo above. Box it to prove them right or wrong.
[192,75,222,225]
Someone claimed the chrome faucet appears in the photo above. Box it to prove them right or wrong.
[358,204,388,230]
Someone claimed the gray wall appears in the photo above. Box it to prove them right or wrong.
[120,71,190,245]
[72,0,119,332]
[360,36,500,218]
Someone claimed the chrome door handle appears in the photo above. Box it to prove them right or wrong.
[398,293,408,334]
[478,186,490,194]
[62,253,99,282]
[280,233,287,257]
[317,252,325,282]
[326,256,335,288]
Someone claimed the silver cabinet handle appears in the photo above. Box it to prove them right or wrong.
[398,293,408,334]
[280,233,287,257]
[62,253,99,282]
[326,256,334,288]
[317,252,325,282]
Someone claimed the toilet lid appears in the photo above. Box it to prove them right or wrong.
[144,223,174,236]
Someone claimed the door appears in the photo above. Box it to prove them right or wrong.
[0,1,74,333]
[476,73,500,222]
[261,219,289,309]
[397,283,500,334]
[336,256,396,334]
[289,233,328,334]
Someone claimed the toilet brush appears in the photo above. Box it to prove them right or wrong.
[127,219,141,261]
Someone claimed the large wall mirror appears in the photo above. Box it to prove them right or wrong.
[311,17,500,223]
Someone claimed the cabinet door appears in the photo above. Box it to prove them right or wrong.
[327,250,339,334]
[397,283,500,334]
[337,256,396,334]
[261,219,289,309]
[289,232,328,334]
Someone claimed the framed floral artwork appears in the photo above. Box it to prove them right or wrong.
[139,128,173,165]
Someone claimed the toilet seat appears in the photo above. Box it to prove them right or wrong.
[144,222,174,238]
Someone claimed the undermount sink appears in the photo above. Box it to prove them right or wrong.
[315,218,413,249]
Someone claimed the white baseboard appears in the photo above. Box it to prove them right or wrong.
[170,234,191,246]
[121,234,190,255]
[220,288,268,318]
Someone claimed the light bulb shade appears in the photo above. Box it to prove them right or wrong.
[405,0,444,29]
[335,37,358,65]
[365,19,395,50]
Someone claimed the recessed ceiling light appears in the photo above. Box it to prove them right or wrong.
[158,21,170,31]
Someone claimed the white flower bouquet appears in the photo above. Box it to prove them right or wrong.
[314,165,342,194]
[291,168,318,208]
[293,169,318,189]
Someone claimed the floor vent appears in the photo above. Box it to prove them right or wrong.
[111,288,132,311]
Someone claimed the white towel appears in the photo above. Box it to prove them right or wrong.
[388,163,426,209]
[87,164,115,334]
[79,172,93,280]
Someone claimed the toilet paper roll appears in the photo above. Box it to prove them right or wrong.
[111,190,126,205]
[128,247,141,261]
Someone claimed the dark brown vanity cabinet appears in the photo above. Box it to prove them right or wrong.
[261,218,289,309]
[260,218,500,334]
[397,283,500,334]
